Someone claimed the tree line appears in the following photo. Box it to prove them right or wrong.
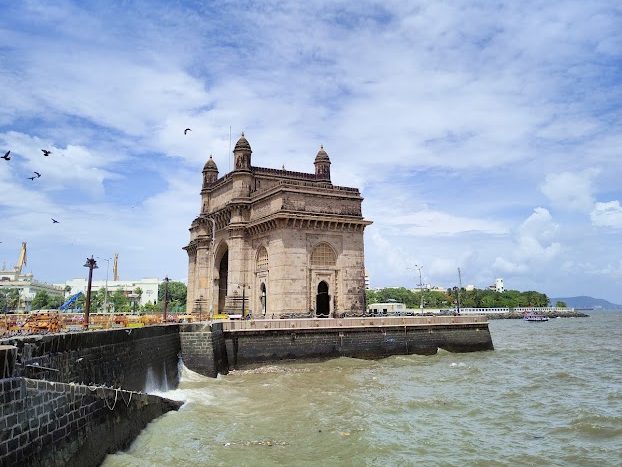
[1,281,188,313]
[366,287,557,309]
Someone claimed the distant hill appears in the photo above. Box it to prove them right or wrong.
[550,296,622,310]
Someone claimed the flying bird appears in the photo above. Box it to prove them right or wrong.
[184,128,192,135]
[34,171,41,178]
[2,150,10,160]
[27,175,36,180]
[41,149,52,156]
[51,218,59,224]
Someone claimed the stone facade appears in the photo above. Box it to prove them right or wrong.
[184,134,372,317]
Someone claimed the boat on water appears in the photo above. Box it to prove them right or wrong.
[524,313,549,322]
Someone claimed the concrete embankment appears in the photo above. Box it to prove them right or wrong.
[181,316,494,377]
[0,325,183,467]
[1,377,181,467]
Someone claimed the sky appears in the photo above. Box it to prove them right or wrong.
[0,1,621,304]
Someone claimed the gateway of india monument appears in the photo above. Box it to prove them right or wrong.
[184,133,372,318]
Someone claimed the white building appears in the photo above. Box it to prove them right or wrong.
[0,271,65,312]
[488,278,505,293]
[64,278,160,307]
[367,301,422,315]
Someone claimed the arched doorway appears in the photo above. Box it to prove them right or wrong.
[218,250,228,314]
[260,282,267,316]
[316,281,330,317]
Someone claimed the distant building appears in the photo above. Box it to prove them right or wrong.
[488,278,505,293]
[0,271,65,312]
[465,284,475,291]
[367,301,422,315]
[411,284,447,293]
[64,278,159,307]
[0,242,64,311]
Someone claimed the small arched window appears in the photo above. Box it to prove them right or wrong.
[311,243,336,266]
[256,246,268,271]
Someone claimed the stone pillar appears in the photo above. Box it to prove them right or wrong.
[195,244,212,309]
[186,251,196,313]
[224,226,250,313]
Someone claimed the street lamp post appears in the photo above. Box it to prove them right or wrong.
[414,264,424,311]
[162,276,170,323]
[237,283,248,318]
[83,256,98,329]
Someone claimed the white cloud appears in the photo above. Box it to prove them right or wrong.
[540,169,599,212]
[591,201,622,228]
[384,210,507,236]
[493,207,561,274]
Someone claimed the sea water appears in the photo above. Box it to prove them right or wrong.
[103,311,621,466]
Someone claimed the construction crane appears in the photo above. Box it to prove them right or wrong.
[113,253,119,281]
[14,242,27,274]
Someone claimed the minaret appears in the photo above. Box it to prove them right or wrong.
[202,155,219,187]
[233,132,252,171]
[314,145,331,182]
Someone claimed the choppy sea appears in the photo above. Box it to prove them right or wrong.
[103,311,621,466]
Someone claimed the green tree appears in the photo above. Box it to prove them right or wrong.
[158,281,187,307]
[555,301,567,308]
[111,289,130,313]
[143,300,158,313]
[31,291,51,310]
[0,288,20,312]
[90,288,106,312]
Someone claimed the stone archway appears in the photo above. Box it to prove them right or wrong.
[218,250,228,314]
[316,281,330,317]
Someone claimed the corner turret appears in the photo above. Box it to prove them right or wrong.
[314,145,331,182]
[202,155,219,186]
[233,132,252,171]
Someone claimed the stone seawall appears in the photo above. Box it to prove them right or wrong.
[179,323,228,378]
[1,325,181,392]
[180,318,493,375]
[226,324,493,369]
[0,377,181,467]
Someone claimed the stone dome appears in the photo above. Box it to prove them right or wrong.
[203,155,218,171]
[314,145,330,163]
[234,132,252,152]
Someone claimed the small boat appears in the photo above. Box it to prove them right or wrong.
[524,313,549,322]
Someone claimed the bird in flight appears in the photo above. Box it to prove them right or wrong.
[51,218,59,223]
[184,128,192,135]
[2,150,10,160]
[27,176,36,180]
[34,171,41,177]
[42,149,52,156]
